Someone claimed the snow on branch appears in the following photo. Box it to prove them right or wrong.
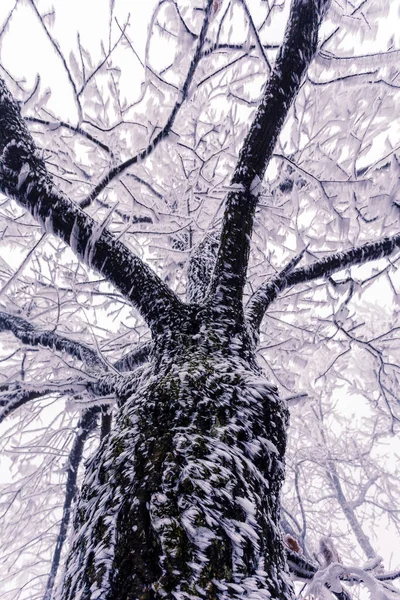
[306,559,400,600]
[0,76,183,335]
[25,116,112,154]
[287,546,400,599]
[0,381,84,424]
[80,0,214,209]
[0,310,103,369]
[286,549,352,600]
[246,232,400,332]
[208,0,330,315]
[113,341,152,372]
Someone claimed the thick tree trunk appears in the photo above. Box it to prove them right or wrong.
[60,313,294,600]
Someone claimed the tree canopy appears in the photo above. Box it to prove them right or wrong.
[0,0,400,598]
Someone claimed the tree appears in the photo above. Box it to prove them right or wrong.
[0,0,399,598]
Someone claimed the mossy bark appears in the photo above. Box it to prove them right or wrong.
[61,314,294,600]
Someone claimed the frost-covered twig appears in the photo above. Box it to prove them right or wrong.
[27,0,82,122]
[0,75,182,335]
[80,0,214,209]
[0,233,46,299]
[43,407,99,600]
[25,116,111,154]
[315,410,378,560]
[246,232,400,331]
[246,247,307,333]
[237,0,271,70]
[208,0,329,315]
[77,18,129,98]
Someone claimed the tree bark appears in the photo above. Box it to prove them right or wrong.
[60,310,294,600]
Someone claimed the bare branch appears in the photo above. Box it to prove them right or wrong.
[27,0,82,121]
[25,116,111,154]
[0,0,18,41]
[237,0,271,71]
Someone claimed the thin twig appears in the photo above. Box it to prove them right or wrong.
[80,0,214,209]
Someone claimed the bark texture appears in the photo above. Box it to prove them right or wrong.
[60,313,293,600]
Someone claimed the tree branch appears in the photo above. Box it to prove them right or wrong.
[25,116,111,154]
[246,233,400,331]
[0,381,84,424]
[286,549,352,600]
[0,76,182,335]
[43,407,99,600]
[208,0,329,315]
[80,0,214,209]
[113,341,152,372]
[0,311,103,368]
[237,0,271,71]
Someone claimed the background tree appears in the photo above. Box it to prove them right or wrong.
[0,0,400,598]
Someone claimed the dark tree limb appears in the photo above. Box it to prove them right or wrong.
[43,407,99,600]
[208,0,329,315]
[113,341,152,372]
[80,0,214,209]
[246,233,400,331]
[0,386,49,424]
[0,382,82,424]
[0,76,182,335]
[0,311,103,368]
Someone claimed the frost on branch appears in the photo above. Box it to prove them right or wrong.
[306,553,400,600]
[0,0,400,598]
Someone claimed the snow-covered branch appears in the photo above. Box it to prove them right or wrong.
[0,380,85,424]
[246,232,400,332]
[306,560,400,600]
[0,76,182,335]
[113,341,152,373]
[286,549,352,600]
[0,310,103,369]
[80,0,214,209]
[208,0,329,315]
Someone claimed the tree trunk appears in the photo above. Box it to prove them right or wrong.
[61,310,293,600]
